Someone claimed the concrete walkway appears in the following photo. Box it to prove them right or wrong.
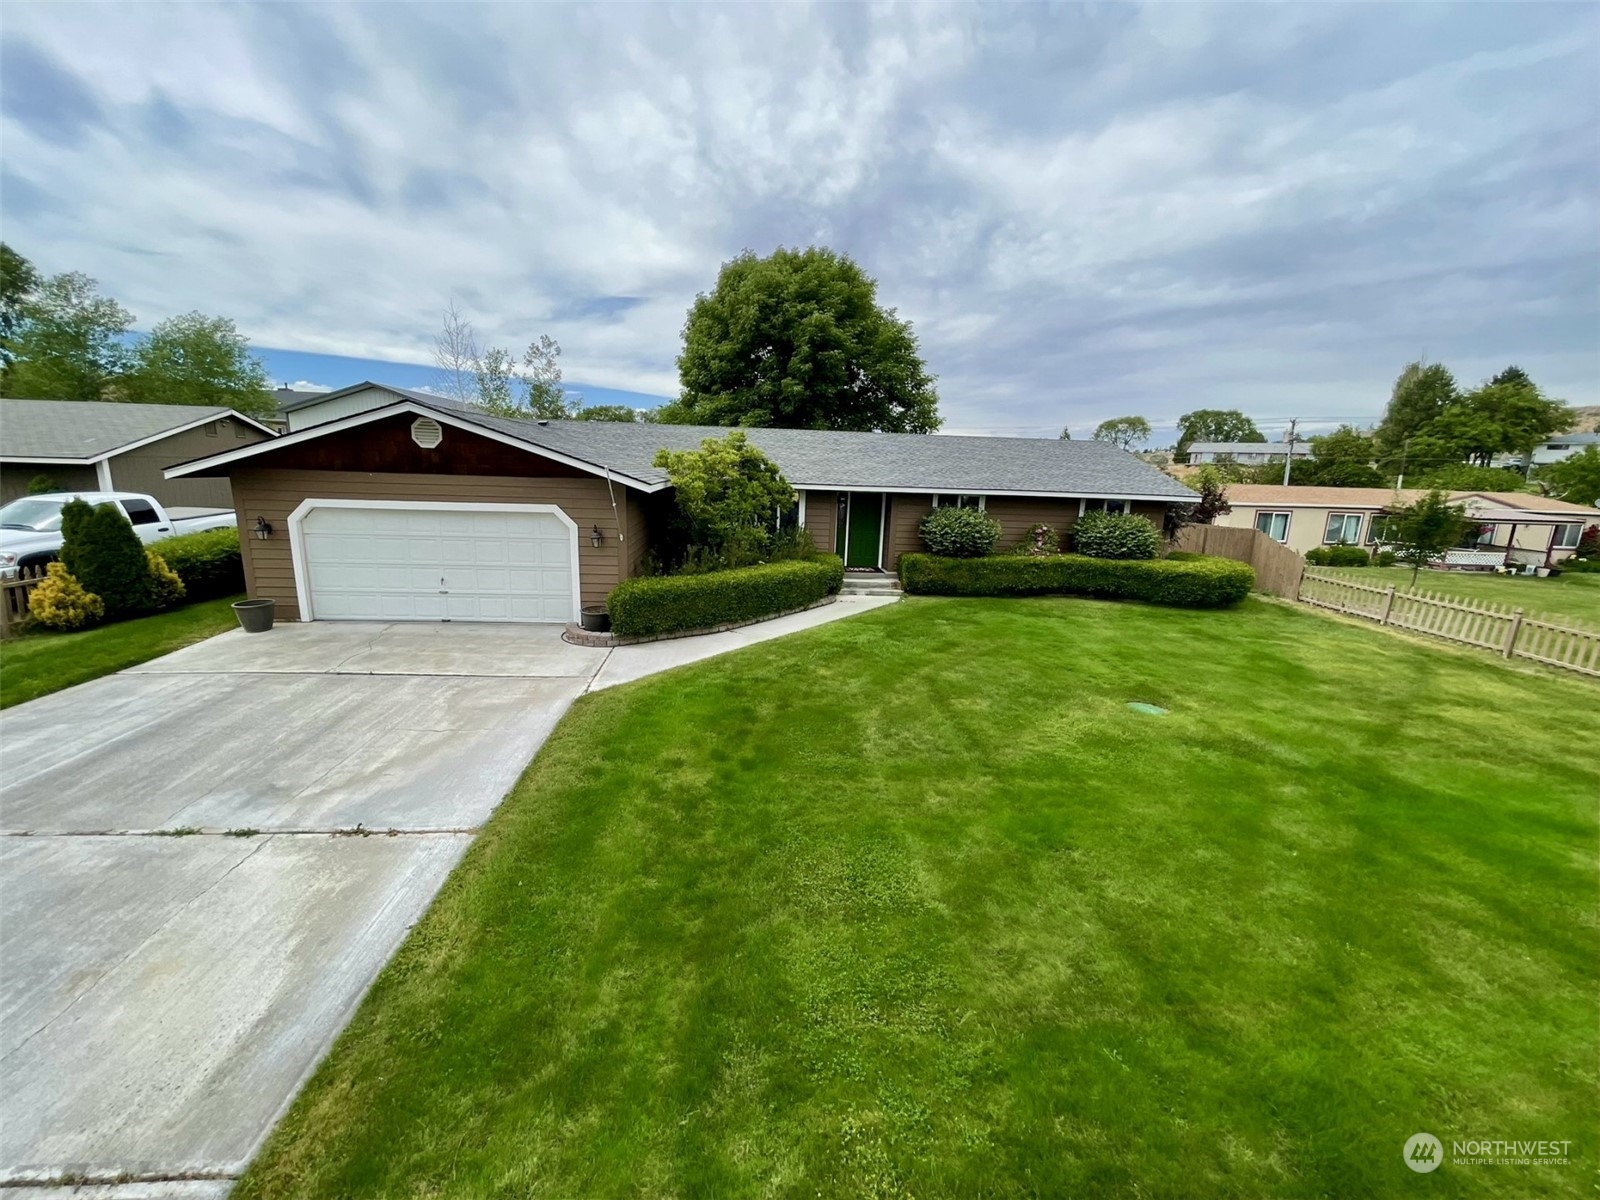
[0,596,895,1193]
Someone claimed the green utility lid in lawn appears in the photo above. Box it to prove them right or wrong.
[1126,701,1169,715]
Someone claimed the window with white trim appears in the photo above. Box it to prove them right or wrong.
[1100,499,1129,515]
[933,494,985,510]
[1323,512,1363,544]
[1554,522,1582,549]
[1254,511,1290,542]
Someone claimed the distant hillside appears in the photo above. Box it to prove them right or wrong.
[1565,405,1600,434]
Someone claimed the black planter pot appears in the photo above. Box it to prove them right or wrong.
[232,598,276,633]
[579,604,611,633]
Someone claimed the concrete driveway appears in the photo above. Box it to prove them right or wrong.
[0,598,897,1194]
[0,623,605,1190]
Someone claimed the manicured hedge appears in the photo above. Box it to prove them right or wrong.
[608,556,844,638]
[1306,544,1371,567]
[155,526,244,601]
[898,552,1254,608]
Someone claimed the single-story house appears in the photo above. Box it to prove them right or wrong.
[1494,431,1600,469]
[1186,440,1313,465]
[1218,484,1597,566]
[0,398,277,507]
[165,384,1198,624]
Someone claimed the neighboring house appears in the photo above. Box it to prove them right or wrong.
[275,382,476,432]
[1519,432,1600,468]
[1186,440,1313,465]
[165,384,1198,625]
[267,388,334,433]
[0,399,277,507]
[1218,484,1597,567]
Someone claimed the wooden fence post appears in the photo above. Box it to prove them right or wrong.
[1379,586,1396,625]
[1502,607,1524,659]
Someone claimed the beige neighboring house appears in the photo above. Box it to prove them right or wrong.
[1218,484,1597,568]
[0,399,277,507]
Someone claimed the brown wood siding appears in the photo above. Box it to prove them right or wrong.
[231,468,631,620]
[884,495,1171,567]
[802,490,836,554]
[982,496,1088,551]
[110,418,272,508]
[885,494,928,569]
[0,463,99,504]
[624,490,650,579]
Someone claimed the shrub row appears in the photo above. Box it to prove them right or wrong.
[155,526,245,600]
[898,552,1254,608]
[608,555,844,638]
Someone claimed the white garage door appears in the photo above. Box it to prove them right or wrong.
[298,504,577,623]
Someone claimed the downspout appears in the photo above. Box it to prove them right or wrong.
[603,466,625,569]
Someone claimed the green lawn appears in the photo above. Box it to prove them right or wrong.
[0,594,241,708]
[1320,564,1600,628]
[238,598,1598,1199]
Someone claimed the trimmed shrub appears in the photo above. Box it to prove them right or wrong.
[56,498,95,579]
[1011,523,1060,557]
[1071,511,1160,560]
[156,526,244,600]
[68,503,155,619]
[1164,550,1203,561]
[1375,550,1398,567]
[919,506,1001,558]
[609,556,845,638]
[1561,557,1600,573]
[899,552,1254,608]
[1306,544,1371,567]
[28,562,104,630]
[146,550,186,609]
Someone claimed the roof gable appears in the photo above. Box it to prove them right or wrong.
[0,398,276,462]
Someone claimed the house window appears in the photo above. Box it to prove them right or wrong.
[1324,513,1363,544]
[1254,511,1290,542]
[1554,523,1582,549]
[1100,499,1129,515]
[204,422,219,436]
[933,494,985,510]
[1369,515,1399,545]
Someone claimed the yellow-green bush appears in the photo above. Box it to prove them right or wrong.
[146,550,187,609]
[27,563,105,630]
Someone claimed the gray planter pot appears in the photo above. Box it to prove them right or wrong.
[579,604,611,633]
[232,598,276,634]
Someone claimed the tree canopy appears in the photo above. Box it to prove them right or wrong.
[669,247,939,433]
[1175,410,1263,461]
[1537,445,1600,507]
[121,312,274,417]
[431,302,572,419]
[1383,490,1475,585]
[1374,361,1568,475]
[572,404,639,422]
[1,270,133,401]
[653,431,795,567]
[1092,416,1151,451]
[0,242,40,370]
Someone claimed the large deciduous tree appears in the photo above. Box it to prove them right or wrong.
[1,271,133,400]
[121,312,274,418]
[1174,409,1263,462]
[671,247,939,433]
[1374,362,1458,467]
[1092,416,1152,451]
[0,243,40,371]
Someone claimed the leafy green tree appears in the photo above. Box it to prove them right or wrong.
[1383,490,1474,585]
[520,334,569,419]
[120,312,273,417]
[653,431,795,567]
[1536,445,1600,506]
[573,404,639,422]
[1092,416,1152,451]
[1165,464,1232,536]
[0,243,40,369]
[473,345,520,416]
[1409,463,1532,493]
[674,247,939,433]
[1374,362,1458,467]
[1,271,133,400]
[1174,410,1263,462]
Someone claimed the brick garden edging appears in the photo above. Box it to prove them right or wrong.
[562,595,838,648]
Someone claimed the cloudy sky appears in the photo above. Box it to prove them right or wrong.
[2,2,1597,439]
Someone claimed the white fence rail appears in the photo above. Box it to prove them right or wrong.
[1298,570,1600,678]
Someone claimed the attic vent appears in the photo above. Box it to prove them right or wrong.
[410,417,443,449]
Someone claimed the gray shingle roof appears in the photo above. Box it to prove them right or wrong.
[0,398,240,460]
[418,393,1197,499]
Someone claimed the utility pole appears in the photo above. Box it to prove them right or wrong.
[1282,418,1298,485]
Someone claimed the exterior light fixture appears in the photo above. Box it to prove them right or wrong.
[253,515,274,540]
[590,525,604,548]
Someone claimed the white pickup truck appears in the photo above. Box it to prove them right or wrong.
[0,492,236,577]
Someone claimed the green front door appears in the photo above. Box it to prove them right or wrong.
[843,493,884,568]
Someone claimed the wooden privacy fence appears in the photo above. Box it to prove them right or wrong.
[1172,524,1305,597]
[1298,569,1600,678]
[0,566,46,640]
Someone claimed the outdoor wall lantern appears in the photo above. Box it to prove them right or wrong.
[253,515,274,540]
[590,525,604,548]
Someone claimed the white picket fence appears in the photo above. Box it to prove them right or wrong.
[1298,570,1600,679]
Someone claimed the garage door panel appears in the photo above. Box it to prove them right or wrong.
[300,506,574,624]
